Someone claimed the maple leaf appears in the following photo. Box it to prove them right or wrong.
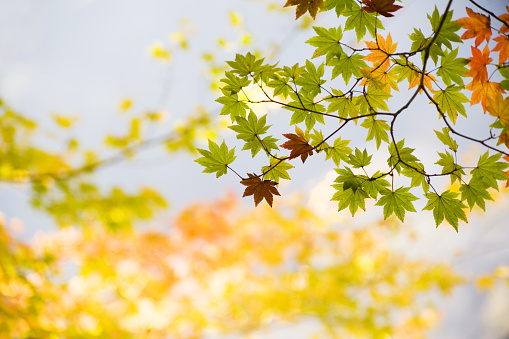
[364,33,397,69]
[262,156,294,183]
[241,173,280,207]
[486,92,509,127]
[423,190,468,231]
[195,140,236,178]
[455,8,492,47]
[359,67,399,93]
[281,127,314,163]
[465,45,492,85]
[361,0,402,18]
[499,6,509,34]
[432,86,469,124]
[284,0,325,20]
[375,187,418,222]
[361,117,390,149]
[466,80,504,113]
[493,35,509,64]
[344,2,385,42]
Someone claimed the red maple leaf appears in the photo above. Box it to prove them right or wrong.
[241,173,280,207]
[281,132,314,163]
[456,7,492,47]
[465,45,492,85]
[361,0,402,18]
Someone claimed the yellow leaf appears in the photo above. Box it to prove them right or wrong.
[119,99,132,112]
[476,275,494,291]
[229,11,243,27]
[51,113,78,128]
[149,42,171,61]
[486,92,509,127]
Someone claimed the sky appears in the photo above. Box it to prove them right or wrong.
[1,0,509,337]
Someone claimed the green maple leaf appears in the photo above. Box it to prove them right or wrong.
[387,140,419,172]
[471,151,509,190]
[286,91,326,130]
[309,129,328,152]
[401,163,429,192]
[330,52,368,83]
[437,48,469,86]
[216,89,249,121]
[423,190,467,231]
[356,89,391,114]
[433,85,469,124]
[195,140,236,178]
[220,71,251,94]
[362,172,390,199]
[331,183,369,216]
[334,167,368,194]
[242,136,279,157]
[436,151,464,183]
[226,52,277,83]
[375,187,418,222]
[348,148,372,168]
[409,28,427,53]
[500,67,509,91]
[324,0,355,17]
[327,89,358,119]
[361,117,391,149]
[306,26,344,63]
[427,7,462,64]
[459,179,493,211]
[295,60,326,97]
[324,137,352,166]
[262,156,294,183]
[283,63,306,79]
[229,111,270,141]
[343,2,384,42]
[226,52,264,77]
[434,127,458,152]
[267,73,291,99]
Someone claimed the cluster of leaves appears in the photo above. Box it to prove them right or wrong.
[197,0,509,231]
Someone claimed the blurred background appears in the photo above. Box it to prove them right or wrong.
[0,0,509,338]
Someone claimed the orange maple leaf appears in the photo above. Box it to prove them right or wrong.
[456,7,492,47]
[284,0,324,20]
[466,80,504,113]
[364,33,398,70]
[499,132,509,148]
[499,6,509,34]
[361,0,402,18]
[241,173,280,207]
[281,131,314,163]
[464,45,492,84]
[493,35,509,64]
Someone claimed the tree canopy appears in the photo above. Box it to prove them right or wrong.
[197,0,509,231]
